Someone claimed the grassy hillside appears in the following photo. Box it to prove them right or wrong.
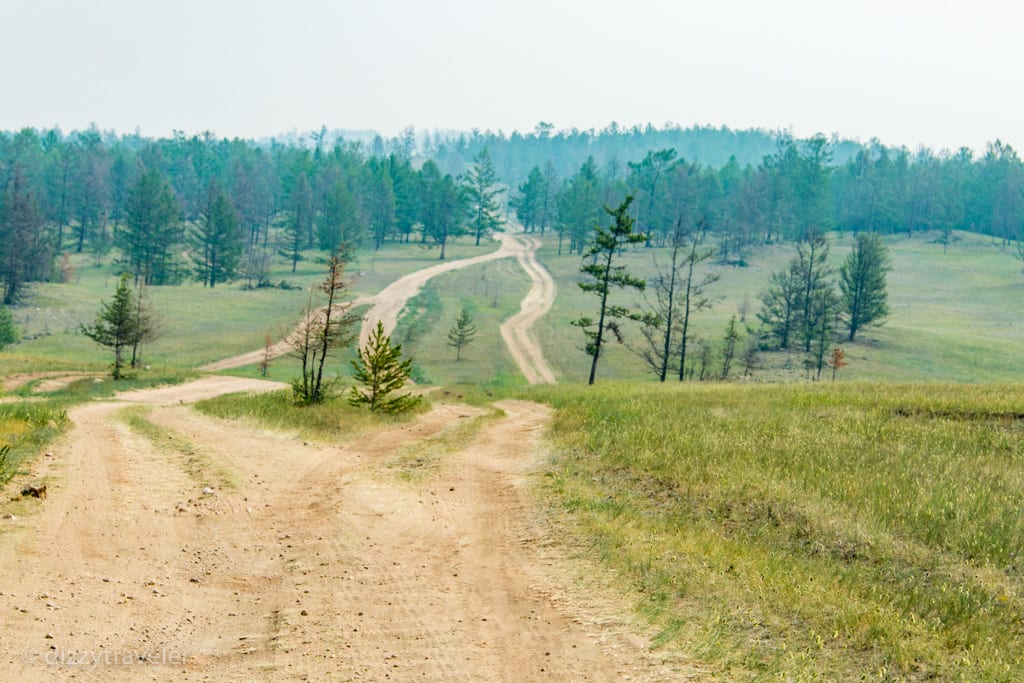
[6,231,1024,680]
[529,229,1024,384]
[525,381,1024,680]
[4,239,499,374]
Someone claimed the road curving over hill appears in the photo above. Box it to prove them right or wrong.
[0,376,685,681]
[202,232,558,385]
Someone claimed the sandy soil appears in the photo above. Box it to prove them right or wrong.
[0,377,685,681]
[203,232,559,386]
[499,234,558,385]
[2,371,98,393]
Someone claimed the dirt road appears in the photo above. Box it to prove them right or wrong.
[0,377,683,681]
[499,234,558,385]
[204,232,558,385]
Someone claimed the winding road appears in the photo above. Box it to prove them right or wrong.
[0,236,696,680]
[202,231,558,385]
[0,376,683,681]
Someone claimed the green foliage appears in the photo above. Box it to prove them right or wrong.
[556,157,603,255]
[191,179,242,288]
[280,172,313,273]
[634,219,720,381]
[758,230,836,352]
[528,381,1024,679]
[116,168,183,286]
[446,307,477,361]
[572,195,651,384]
[349,321,421,413]
[511,165,552,233]
[719,314,740,379]
[462,147,504,246]
[0,304,18,349]
[419,160,466,259]
[840,232,892,341]
[80,274,145,379]
[0,165,49,304]
[316,180,361,253]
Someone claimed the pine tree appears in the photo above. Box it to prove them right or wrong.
[81,275,143,379]
[116,169,182,286]
[192,180,242,288]
[572,195,650,385]
[720,315,740,380]
[840,233,891,341]
[463,148,504,245]
[349,321,421,413]
[447,308,477,361]
[129,282,160,368]
[0,166,50,304]
[0,305,18,350]
[809,287,839,380]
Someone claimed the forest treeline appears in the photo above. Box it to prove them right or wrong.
[1,123,1022,304]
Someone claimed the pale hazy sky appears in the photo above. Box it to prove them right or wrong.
[4,0,1022,152]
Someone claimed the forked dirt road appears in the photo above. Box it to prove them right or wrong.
[499,234,558,385]
[203,232,558,385]
[0,376,684,681]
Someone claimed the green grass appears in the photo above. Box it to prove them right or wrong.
[10,229,1023,385]
[524,380,1024,681]
[194,388,427,441]
[393,257,531,389]
[0,402,67,488]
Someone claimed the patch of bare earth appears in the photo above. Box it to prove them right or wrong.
[0,378,689,681]
[2,371,98,393]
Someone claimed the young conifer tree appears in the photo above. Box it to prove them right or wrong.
[447,308,477,361]
[81,274,140,379]
[349,321,421,413]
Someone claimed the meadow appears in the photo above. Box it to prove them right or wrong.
[523,380,1024,680]
[5,229,1024,679]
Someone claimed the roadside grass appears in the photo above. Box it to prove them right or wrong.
[116,405,238,490]
[526,380,1024,680]
[0,351,108,379]
[393,256,531,389]
[0,402,67,488]
[0,368,194,493]
[194,388,429,442]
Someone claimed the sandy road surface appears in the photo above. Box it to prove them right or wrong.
[2,371,98,393]
[499,234,558,385]
[0,377,683,681]
[356,232,523,349]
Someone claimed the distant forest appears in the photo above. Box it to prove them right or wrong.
[1,122,1022,303]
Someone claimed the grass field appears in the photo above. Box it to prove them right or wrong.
[6,229,1024,680]
[524,380,1024,681]
[392,256,531,389]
